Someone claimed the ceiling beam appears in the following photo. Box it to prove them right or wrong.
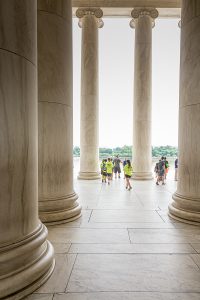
[72,0,181,8]
[72,0,181,18]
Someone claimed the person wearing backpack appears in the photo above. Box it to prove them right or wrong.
[100,159,107,183]
[156,158,165,185]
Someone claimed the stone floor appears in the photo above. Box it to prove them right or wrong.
[27,173,200,300]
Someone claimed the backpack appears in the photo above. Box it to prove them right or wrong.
[158,161,164,170]
[102,163,107,172]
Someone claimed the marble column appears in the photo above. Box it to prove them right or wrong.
[38,0,81,224]
[77,8,103,180]
[130,8,158,180]
[0,1,55,299]
[169,0,200,224]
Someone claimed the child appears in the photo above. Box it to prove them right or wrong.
[100,159,107,183]
[106,158,113,185]
[123,160,133,190]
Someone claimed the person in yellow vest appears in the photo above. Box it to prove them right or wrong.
[123,159,133,190]
[106,158,114,185]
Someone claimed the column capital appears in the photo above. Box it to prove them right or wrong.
[131,7,159,19]
[76,8,104,28]
[130,8,158,29]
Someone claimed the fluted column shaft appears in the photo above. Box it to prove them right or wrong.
[169,0,200,224]
[38,0,81,224]
[77,8,103,180]
[130,8,158,180]
[0,1,54,299]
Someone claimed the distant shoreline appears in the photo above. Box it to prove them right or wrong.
[73,146,178,158]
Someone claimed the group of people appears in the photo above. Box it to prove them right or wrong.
[100,155,133,190]
[154,157,169,185]
[101,155,179,189]
[154,156,178,185]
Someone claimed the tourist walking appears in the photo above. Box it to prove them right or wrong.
[113,155,121,178]
[174,158,178,181]
[106,158,113,185]
[123,159,133,190]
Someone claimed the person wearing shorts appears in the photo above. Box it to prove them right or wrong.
[106,158,113,185]
[123,159,133,190]
[113,155,121,178]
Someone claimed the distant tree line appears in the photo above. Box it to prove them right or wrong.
[152,145,178,157]
[73,145,178,158]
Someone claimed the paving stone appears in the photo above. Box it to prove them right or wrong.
[67,254,200,292]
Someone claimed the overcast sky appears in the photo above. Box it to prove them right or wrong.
[73,17,180,148]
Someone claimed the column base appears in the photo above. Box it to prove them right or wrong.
[78,171,101,180]
[168,192,200,225]
[0,223,55,300]
[39,192,82,225]
[132,172,153,180]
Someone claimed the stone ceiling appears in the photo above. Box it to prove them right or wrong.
[72,0,181,18]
